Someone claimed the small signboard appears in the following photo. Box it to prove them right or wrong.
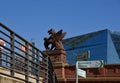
[77,50,90,61]
[77,68,86,78]
[78,60,104,68]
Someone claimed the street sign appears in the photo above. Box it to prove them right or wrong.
[77,60,104,68]
[77,68,86,78]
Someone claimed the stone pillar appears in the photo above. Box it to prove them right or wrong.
[43,50,68,82]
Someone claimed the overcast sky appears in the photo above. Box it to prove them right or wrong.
[1,0,120,50]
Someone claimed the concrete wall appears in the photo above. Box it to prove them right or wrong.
[0,75,24,83]
[0,67,43,83]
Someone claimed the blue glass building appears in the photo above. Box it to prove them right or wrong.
[62,29,120,65]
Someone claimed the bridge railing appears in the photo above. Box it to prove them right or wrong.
[0,23,58,83]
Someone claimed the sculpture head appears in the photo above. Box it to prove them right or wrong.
[44,37,48,40]
[48,28,55,35]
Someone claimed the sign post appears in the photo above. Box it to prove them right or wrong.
[76,61,78,83]
[76,61,86,83]
[76,60,104,83]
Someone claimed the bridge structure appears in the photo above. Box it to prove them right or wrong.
[0,23,58,83]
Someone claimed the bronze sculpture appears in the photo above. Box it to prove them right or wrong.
[44,28,66,50]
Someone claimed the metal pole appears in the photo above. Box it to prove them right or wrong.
[10,32,15,76]
[0,50,2,66]
[76,61,78,83]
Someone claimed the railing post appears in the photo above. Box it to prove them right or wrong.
[53,72,55,83]
[46,55,49,83]
[25,43,29,83]
[0,50,2,66]
[10,32,15,77]
[36,50,40,83]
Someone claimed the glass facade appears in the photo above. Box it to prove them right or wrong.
[62,29,120,65]
[110,31,120,58]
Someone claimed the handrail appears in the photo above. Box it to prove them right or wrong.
[0,22,58,83]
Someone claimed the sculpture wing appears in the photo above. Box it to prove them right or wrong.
[55,30,66,40]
